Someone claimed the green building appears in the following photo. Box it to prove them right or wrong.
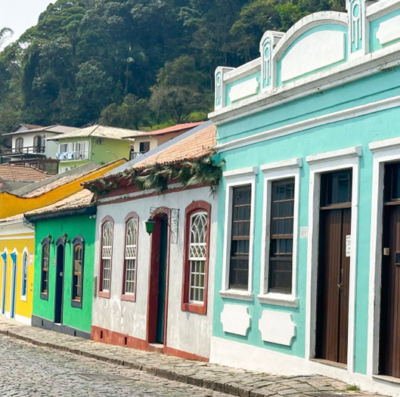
[25,190,96,338]
[49,125,143,173]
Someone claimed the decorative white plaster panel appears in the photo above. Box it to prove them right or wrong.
[376,16,400,46]
[281,31,345,82]
[229,78,259,103]
[258,310,296,346]
[220,304,251,336]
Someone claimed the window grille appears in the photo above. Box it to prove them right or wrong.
[41,243,49,294]
[229,185,251,290]
[189,212,208,303]
[124,218,138,294]
[101,221,113,291]
[73,244,83,301]
[269,179,295,294]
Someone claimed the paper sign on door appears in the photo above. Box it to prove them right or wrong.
[346,235,351,257]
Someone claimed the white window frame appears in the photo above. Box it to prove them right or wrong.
[20,248,29,302]
[305,145,361,374]
[188,211,208,304]
[259,158,302,308]
[124,217,138,295]
[101,221,113,292]
[75,141,90,160]
[367,137,400,376]
[221,166,257,301]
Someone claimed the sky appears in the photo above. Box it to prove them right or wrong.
[0,0,54,44]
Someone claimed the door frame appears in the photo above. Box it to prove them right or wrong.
[9,249,17,318]
[305,146,361,373]
[146,207,171,345]
[54,237,66,324]
[367,139,400,376]
[1,248,7,315]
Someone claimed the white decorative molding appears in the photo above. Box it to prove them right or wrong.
[258,311,296,346]
[376,15,400,46]
[14,313,31,326]
[220,290,254,302]
[215,94,400,153]
[260,157,302,172]
[258,293,298,308]
[224,58,261,83]
[220,304,251,336]
[367,0,400,20]
[369,136,400,152]
[229,78,259,103]
[306,145,362,164]
[281,31,346,82]
[349,0,363,53]
[223,166,258,179]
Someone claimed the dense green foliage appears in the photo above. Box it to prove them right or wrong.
[0,0,344,135]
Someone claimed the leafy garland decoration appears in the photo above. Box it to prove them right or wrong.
[87,154,225,196]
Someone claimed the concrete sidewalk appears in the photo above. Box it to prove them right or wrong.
[0,317,380,397]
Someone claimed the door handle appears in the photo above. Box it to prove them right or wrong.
[337,283,342,290]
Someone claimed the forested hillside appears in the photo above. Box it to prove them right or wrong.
[0,0,344,135]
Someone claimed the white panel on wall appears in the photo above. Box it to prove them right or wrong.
[281,31,346,82]
[258,310,296,346]
[376,15,400,46]
[229,78,259,103]
[220,304,251,336]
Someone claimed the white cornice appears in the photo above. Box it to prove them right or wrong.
[369,136,400,152]
[223,58,261,84]
[223,166,258,179]
[215,94,400,153]
[260,158,303,172]
[367,0,400,20]
[209,42,400,126]
[306,146,362,164]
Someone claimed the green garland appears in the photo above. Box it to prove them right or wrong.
[87,154,225,196]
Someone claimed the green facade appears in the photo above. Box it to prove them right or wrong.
[32,214,96,334]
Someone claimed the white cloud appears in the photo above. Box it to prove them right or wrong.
[0,0,54,44]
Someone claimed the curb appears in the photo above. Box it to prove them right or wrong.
[0,328,264,397]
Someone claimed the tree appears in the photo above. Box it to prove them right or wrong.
[100,94,148,130]
[0,28,13,50]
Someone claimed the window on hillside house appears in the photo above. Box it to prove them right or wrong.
[268,179,295,294]
[41,239,50,298]
[140,142,150,153]
[99,219,113,296]
[75,141,89,159]
[15,138,24,153]
[229,185,251,290]
[21,251,28,299]
[34,135,45,153]
[72,237,84,307]
[122,215,138,299]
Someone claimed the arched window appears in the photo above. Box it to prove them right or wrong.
[122,214,139,301]
[72,237,84,308]
[40,238,50,300]
[33,135,45,153]
[99,218,113,298]
[15,138,24,153]
[181,201,211,315]
[21,250,28,301]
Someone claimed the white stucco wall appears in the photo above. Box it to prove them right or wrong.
[92,186,218,358]
[11,132,60,159]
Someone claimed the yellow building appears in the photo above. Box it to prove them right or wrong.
[0,160,126,324]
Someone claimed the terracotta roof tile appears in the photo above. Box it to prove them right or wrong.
[132,122,204,138]
[0,164,49,182]
[25,190,94,217]
[134,124,216,169]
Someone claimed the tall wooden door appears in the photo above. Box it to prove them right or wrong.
[316,170,352,365]
[380,162,400,378]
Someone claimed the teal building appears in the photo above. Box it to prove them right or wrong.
[209,1,400,394]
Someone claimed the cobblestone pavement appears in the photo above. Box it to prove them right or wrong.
[0,335,232,396]
[0,317,383,397]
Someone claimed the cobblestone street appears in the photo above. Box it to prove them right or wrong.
[0,318,383,397]
[0,335,232,397]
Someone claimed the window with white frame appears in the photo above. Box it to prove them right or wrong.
[21,250,28,299]
[189,212,208,303]
[123,217,138,295]
[100,221,113,292]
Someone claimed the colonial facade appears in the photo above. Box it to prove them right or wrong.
[25,190,96,338]
[85,123,218,360]
[209,0,400,394]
